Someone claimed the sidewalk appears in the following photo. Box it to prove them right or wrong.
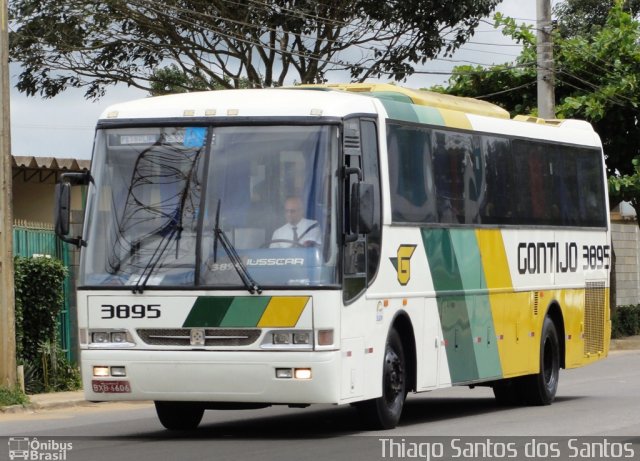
[0,390,92,414]
[2,337,639,415]
[609,335,640,350]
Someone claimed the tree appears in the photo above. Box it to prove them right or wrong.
[435,5,640,219]
[610,158,640,217]
[148,64,252,96]
[554,0,640,37]
[9,0,501,99]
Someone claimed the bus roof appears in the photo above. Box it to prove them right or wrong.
[98,88,379,121]
[98,85,596,140]
[298,82,511,120]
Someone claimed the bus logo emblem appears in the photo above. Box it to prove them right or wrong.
[190,328,206,346]
[390,244,417,286]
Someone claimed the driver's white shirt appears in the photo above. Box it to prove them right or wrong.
[270,218,321,248]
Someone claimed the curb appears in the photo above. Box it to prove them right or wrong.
[610,337,640,351]
[0,397,97,415]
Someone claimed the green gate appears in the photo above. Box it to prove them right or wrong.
[12,221,75,363]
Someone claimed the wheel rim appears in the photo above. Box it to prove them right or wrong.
[383,347,404,406]
[542,336,558,391]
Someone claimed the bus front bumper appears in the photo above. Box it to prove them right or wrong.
[81,349,341,404]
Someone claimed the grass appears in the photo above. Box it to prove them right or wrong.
[0,386,29,407]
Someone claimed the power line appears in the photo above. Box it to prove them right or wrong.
[474,80,537,99]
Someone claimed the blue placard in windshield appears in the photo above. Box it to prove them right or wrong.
[184,127,207,148]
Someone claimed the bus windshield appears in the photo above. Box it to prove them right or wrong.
[80,124,339,289]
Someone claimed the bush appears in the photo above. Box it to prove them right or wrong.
[38,340,82,392]
[0,386,28,407]
[611,305,640,338]
[14,256,67,361]
[14,256,80,393]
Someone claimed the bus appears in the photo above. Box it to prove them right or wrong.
[55,83,610,431]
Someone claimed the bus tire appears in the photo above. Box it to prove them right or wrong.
[154,401,204,431]
[520,316,560,405]
[355,328,406,429]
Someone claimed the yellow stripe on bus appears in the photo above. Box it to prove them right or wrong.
[475,229,512,290]
[257,296,309,328]
[439,108,472,130]
[476,230,537,378]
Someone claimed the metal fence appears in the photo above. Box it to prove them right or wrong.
[12,220,74,362]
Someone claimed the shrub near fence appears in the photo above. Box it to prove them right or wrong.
[13,221,74,362]
[14,256,81,393]
[611,305,640,339]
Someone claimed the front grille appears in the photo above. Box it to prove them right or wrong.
[584,281,606,355]
[137,328,261,346]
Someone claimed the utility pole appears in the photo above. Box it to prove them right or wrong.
[0,0,16,388]
[537,0,555,119]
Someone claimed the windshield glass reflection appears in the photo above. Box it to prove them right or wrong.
[81,124,338,289]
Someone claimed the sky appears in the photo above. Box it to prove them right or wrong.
[9,0,548,160]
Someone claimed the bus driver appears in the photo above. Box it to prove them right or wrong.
[270,197,321,248]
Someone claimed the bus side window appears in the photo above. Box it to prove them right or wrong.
[361,120,382,283]
[343,119,382,303]
[387,124,435,223]
[343,118,366,303]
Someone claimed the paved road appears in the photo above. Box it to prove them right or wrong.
[1,350,639,461]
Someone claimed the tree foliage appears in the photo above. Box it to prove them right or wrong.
[436,4,640,216]
[10,0,502,99]
[554,0,640,37]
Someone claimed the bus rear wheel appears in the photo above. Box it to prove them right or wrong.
[155,401,204,431]
[355,328,406,429]
[519,316,560,405]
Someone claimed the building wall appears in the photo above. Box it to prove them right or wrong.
[611,221,640,306]
[13,177,84,224]
[13,180,55,223]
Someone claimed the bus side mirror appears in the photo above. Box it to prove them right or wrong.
[54,182,71,237]
[54,172,92,247]
[350,182,374,236]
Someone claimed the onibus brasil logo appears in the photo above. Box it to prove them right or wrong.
[8,437,72,460]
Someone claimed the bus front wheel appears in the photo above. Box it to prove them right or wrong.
[355,328,406,429]
[155,401,204,431]
[520,316,560,405]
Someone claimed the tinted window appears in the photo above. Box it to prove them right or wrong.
[387,122,607,228]
[387,124,436,222]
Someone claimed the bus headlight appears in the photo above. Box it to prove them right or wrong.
[273,333,291,345]
[293,332,311,345]
[91,332,110,344]
[110,332,129,344]
[89,330,135,348]
[261,330,313,349]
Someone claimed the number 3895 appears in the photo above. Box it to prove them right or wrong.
[100,304,161,319]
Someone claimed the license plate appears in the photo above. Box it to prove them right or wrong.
[92,380,131,393]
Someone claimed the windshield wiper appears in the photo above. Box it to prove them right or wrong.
[122,142,202,293]
[133,214,182,294]
[213,200,262,294]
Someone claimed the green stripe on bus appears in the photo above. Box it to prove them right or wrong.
[421,228,479,384]
[450,230,502,380]
[183,296,234,327]
[182,296,309,328]
[379,99,445,125]
[220,297,271,327]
